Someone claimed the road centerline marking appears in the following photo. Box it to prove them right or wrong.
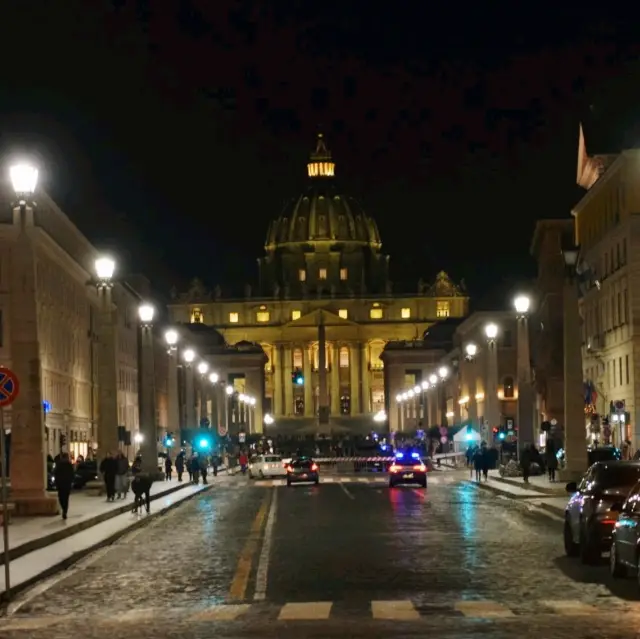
[339,482,355,500]
[229,492,271,601]
[253,488,278,601]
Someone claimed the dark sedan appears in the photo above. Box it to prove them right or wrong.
[610,480,640,585]
[286,457,319,486]
[564,461,640,564]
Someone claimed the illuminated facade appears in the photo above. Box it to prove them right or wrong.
[0,181,168,462]
[573,124,640,447]
[169,135,469,433]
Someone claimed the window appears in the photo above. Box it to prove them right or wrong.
[190,307,203,323]
[340,268,348,280]
[319,268,327,280]
[293,348,303,369]
[339,346,349,367]
[370,308,383,319]
[299,269,306,282]
[436,301,450,318]
[229,312,239,323]
[291,310,301,321]
[503,376,515,399]
[338,309,348,319]
[256,310,270,323]
[401,307,411,319]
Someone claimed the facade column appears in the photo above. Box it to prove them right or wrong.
[560,275,588,479]
[272,345,283,417]
[303,343,313,416]
[318,318,329,425]
[361,342,370,414]
[330,344,340,415]
[8,204,57,514]
[516,314,535,448]
[283,344,293,416]
[247,370,263,434]
[349,342,361,414]
[139,318,159,476]
[485,340,500,443]
[467,367,478,427]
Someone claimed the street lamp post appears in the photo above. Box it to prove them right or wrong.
[182,348,196,431]
[438,366,449,428]
[164,329,180,443]
[560,248,588,480]
[514,294,535,451]
[138,303,159,476]
[94,256,120,467]
[7,163,57,513]
[484,323,500,446]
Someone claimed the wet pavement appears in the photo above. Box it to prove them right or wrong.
[1,470,640,638]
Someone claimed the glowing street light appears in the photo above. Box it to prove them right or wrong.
[484,322,498,341]
[421,380,429,390]
[438,366,449,379]
[429,374,438,385]
[138,303,155,325]
[513,294,531,316]
[134,433,143,444]
[413,385,421,394]
[10,163,38,198]
[465,343,477,358]
[264,413,275,425]
[183,348,196,364]
[225,385,234,396]
[94,256,116,283]
[197,361,209,375]
[165,329,178,348]
[395,394,403,402]
[209,372,219,384]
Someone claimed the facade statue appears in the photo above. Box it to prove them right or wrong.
[273,283,280,298]
[244,283,252,298]
[169,285,178,300]
[330,284,336,298]
[417,278,425,295]
[214,285,222,300]
[187,277,209,301]
[385,280,393,295]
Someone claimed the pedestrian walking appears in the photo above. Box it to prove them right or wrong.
[54,453,74,520]
[100,451,118,501]
[176,453,185,481]
[115,451,129,499]
[520,444,532,483]
[165,456,173,481]
[191,453,200,484]
[473,447,483,482]
[545,442,558,482]
[131,455,152,514]
[481,444,490,481]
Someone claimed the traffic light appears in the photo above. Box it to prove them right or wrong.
[498,431,506,441]
[292,368,304,385]
[197,435,212,451]
[163,433,175,448]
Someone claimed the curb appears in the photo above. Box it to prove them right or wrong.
[0,483,213,604]
[0,482,190,566]
[464,479,545,500]
[492,475,564,496]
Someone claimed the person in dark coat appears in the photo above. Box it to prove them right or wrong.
[520,444,533,483]
[165,456,172,481]
[473,447,483,482]
[481,444,491,481]
[100,451,117,501]
[131,455,152,514]
[54,453,75,520]
[545,441,558,482]
[175,453,185,482]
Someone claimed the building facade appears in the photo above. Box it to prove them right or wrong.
[573,127,640,447]
[169,135,469,433]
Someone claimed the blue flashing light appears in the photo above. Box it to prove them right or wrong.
[411,452,420,459]
[295,376,304,385]
[395,452,404,459]
[380,444,388,451]
[465,433,473,441]
[498,432,506,440]
[199,438,210,449]
[42,400,51,414]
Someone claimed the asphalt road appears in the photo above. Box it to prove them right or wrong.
[1,470,640,638]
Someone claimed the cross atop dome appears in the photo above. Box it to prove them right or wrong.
[307,133,335,178]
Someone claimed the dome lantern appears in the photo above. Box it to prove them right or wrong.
[307,133,335,178]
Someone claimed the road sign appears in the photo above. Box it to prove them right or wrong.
[0,368,19,408]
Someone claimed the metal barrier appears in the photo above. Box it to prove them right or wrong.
[312,451,467,473]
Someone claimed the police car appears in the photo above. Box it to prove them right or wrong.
[388,450,428,488]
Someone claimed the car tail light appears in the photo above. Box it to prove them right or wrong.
[389,463,400,473]
[311,463,318,471]
[413,464,426,471]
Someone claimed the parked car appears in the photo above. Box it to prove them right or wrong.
[609,481,640,584]
[564,461,640,564]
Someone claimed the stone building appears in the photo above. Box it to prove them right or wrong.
[573,124,639,447]
[169,135,469,434]
[0,177,167,512]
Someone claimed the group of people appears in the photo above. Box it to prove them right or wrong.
[53,450,153,520]
[162,451,221,484]
[466,443,497,481]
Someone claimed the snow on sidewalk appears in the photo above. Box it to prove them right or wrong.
[0,482,210,597]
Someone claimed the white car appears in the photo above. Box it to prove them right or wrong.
[249,454,287,479]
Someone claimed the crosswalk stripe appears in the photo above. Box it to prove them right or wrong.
[278,602,333,620]
[371,600,420,620]
[455,600,515,618]
[542,601,597,615]
[192,604,251,620]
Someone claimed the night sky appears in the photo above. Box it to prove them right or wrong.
[1,3,639,306]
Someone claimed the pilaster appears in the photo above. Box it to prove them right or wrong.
[361,342,370,413]
[303,343,313,416]
[349,342,361,414]
[330,344,340,415]
[283,344,293,416]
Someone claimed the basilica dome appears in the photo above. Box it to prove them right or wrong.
[265,134,382,249]
[259,134,389,296]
